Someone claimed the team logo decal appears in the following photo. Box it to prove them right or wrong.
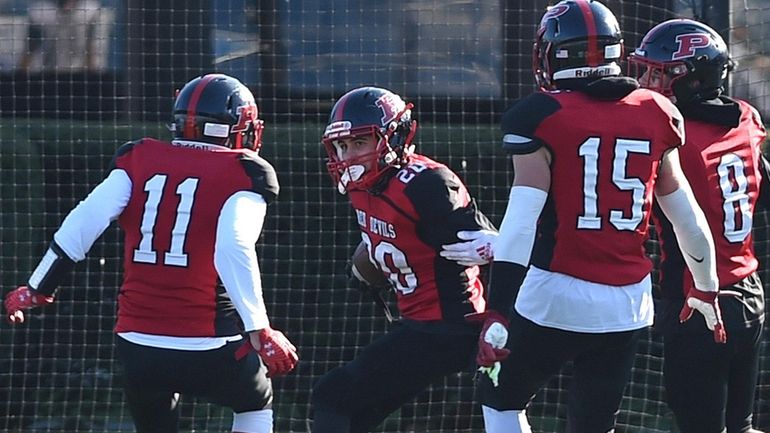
[231,103,258,132]
[672,33,711,60]
[540,4,569,26]
[375,93,404,125]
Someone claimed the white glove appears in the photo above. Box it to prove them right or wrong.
[679,287,727,343]
[439,230,498,266]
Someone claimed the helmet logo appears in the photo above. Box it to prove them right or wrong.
[231,103,258,133]
[375,93,405,125]
[672,33,711,60]
[540,4,569,27]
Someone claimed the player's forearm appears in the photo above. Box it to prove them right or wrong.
[27,241,77,297]
[494,186,545,265]
[29,170,130,296]
[656,187,718,291]
[486,186,546,314]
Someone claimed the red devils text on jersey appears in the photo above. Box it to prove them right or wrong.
[347,154,494,323]
[112,138,278,337]
[501,85,684,286]
[655,97,768,297]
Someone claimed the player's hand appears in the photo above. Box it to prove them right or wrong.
[679,287,727,343]
[466,310,511,367]
[440,230,498,266]
[251,327,299,376]
[346,262,391,298]
[4,286,54,324]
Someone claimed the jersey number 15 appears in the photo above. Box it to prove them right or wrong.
[577,137,650,232]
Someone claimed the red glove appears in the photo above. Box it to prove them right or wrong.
[679,287,727,343]
[4,286,55,324]
[240,327,299,377]
[466,310,511,367]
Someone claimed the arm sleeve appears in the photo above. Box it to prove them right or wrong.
[214,191,270,332]
[28,169,132,295]
[655,187,718,292]
[494,186,547,265]
[53,169,132,261]
[487,186,547,314]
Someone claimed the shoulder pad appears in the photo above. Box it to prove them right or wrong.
[404,166,466,215]
[743,101,766,133]
[649,93,685,145]
[667,100,685,144]
[500,93,559,154]
[108,139,144,171]
[239,153,280,203]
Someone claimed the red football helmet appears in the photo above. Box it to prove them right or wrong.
[322,87,417,193]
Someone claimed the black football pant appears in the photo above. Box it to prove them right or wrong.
[478,308,644,433]
[115,336,272,433]
[311,321,477,433]
[664,319,763,433]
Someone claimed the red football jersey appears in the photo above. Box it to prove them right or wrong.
[656,99,767,294]
[504,88,683,285]
[113,138,278,336]
[347,154,488,322]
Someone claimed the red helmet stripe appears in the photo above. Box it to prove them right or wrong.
[333,92,350,122]
[184,74,218,138]
[576,0,601,66]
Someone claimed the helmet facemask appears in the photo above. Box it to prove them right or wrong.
[628,54,690,98]
[323,103,416,194]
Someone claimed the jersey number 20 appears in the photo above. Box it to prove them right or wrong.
[361,233,418,295]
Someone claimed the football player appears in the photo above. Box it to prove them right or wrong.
[311,86,497,433]
[630,19,768,433]
[3,74,298,433]
[441,1,721,432]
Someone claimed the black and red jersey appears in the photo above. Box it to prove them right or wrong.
[347,154,493,323]
[501,84,684,286]
[112,138,278,337]
[654,98,768,298]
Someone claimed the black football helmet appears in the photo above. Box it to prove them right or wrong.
[628,19,733,103]
[322,86,417,193]
[533,0,623,90]
[171,74,264,151]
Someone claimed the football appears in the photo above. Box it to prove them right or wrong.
[351,241,391,288]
